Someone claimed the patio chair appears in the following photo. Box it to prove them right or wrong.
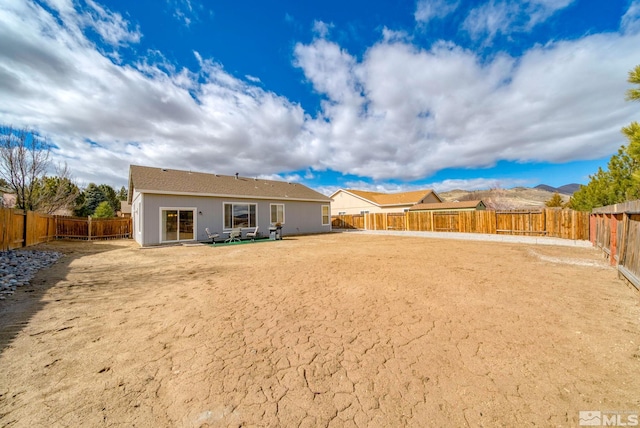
[205,228,219,244]
[245,226,259,241]
[225,228,242,243]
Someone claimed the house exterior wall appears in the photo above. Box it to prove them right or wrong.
[137,193,331,246]
[331,191,381,215]
[418,193,441,204]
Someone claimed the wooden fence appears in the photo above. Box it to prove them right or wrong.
[591,200,640,291]
[55,216,132,241]
[0,208,132,251]
[332,208,590,240]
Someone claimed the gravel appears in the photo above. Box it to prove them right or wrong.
[0,250,62,299]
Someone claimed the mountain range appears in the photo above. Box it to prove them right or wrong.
[439,183,582,210]
[534,183,581,195]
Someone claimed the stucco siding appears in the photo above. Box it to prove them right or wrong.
[331,191,380,215]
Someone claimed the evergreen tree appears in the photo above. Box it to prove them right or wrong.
[82,183,107,215]
[93,200,115,218]
[545,192,564,208]
[98,184,120,212]
[117,185,128,201]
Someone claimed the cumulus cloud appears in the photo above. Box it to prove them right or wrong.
[293,31,639,180]
[0,0,309,185]
[0,0,638,191]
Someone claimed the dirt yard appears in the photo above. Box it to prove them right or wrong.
[0,233,639,427]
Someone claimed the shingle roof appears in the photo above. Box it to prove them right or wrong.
[128,165,331,203]
[340,189,440,206]
[409,200,485,211]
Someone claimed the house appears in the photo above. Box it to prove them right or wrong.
[0,186,15,208]
[128,165,332,246]
[408,200,486,212]
[330,189,442,215]
[118,201,132,217]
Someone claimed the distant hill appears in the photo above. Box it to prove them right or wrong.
[556,183,581,194]
[534,183,581,195]
[440,187,571,210]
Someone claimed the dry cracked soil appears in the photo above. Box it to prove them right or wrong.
[0,233,639,427]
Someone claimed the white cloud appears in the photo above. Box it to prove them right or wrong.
[415,0,460,25]
[312,20,333,38]
[293,31,640,180]
[83,0,141,46]
[463,0,574,42]
[621,1,640,34]
[0,0,309,185]
[0,0,638,190]
[168,0,202,27]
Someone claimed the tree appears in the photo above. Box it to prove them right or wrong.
[99,184,120,213]
[626,65,640,101]
[32,163,80,214]
[545,192,564,208]
[117,185,128,201]
[81,183,107,216]
[93,200,115,218]
[0,126,51,210]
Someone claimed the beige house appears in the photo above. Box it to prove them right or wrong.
[409,200,486,212]
[330,189,441,215]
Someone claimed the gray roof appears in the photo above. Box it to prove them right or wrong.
[128,165,331,203]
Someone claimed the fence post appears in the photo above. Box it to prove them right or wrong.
[88,216,92,241]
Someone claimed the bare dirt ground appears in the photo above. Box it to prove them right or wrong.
[0,233,639,427]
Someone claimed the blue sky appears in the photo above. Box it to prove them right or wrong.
[1,0,639,195]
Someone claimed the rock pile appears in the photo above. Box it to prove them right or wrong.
[0,250,62,299]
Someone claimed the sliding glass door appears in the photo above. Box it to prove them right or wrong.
[161,208,195,242]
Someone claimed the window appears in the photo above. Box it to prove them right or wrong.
[322,205,330,225]
[224,203,256,229]
[160,208,195,242]
[270,204,285,224]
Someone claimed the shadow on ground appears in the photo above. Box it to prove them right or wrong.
[0,240,128,355]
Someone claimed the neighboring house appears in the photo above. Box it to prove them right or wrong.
[1,188,16,208]
[118,201,132,217]
[128,165,332,246]
[330,189,442,215]
[409,200,486,212]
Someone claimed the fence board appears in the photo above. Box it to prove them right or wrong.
[620,214,640,290]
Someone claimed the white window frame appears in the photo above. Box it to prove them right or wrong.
[159,207,197,243]
[321,205,330,226]
[270,203,285,225]
[223,202,257,230]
